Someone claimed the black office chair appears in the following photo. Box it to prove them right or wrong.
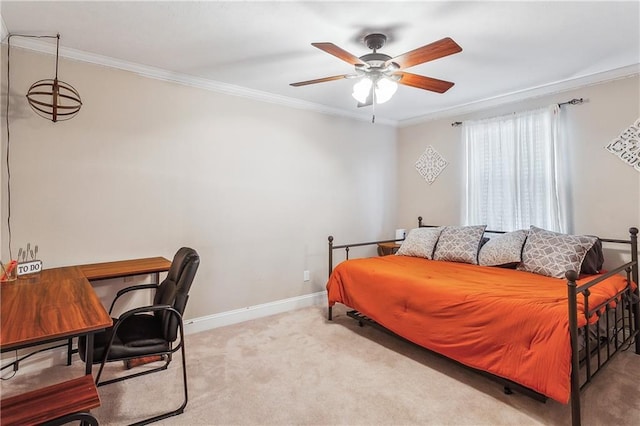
[79,247,199,425]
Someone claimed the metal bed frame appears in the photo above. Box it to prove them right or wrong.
[327,217,639,426]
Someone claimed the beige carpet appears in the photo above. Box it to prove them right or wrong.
[1,304,639,425]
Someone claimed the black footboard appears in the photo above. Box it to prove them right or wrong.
[566,227,639,426]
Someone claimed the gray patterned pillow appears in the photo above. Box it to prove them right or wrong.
[433,225,487,265]
[396,227,443,259]
[517,226,597,278]
[478,230,528,267]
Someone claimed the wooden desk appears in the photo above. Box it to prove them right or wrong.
[0,266,112,375]
[78,257,172,281]
[0,257,172,374]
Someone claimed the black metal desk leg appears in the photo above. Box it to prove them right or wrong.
[84,333,94,375]
[67,338,73,365]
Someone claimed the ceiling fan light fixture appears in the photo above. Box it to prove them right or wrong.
[291,34,462,113]
[352,77,372,103]
[374,77,398,104]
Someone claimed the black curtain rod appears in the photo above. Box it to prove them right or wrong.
[558,97,584,107]
[451,98,584,127]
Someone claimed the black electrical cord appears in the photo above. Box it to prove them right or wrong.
[4,33,59,259]
[1,342,69,380]
[0,351,17,380]
[5,34,13,259]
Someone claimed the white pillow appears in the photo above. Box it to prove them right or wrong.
[396,227,443,259]
[478,230,528,267]
[517,226,596,278]
[433,225,487,265]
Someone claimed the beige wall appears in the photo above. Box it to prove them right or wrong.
[3,45,638,322]
[0,47,397,319]
[397,75,640,247]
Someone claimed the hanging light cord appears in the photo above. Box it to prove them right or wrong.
[54,34,60,80]
[4,33,59,259]
[5,35,12,260]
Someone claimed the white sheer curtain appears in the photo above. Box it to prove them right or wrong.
[463,105,567,232]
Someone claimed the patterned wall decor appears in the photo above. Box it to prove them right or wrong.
[605,118,640,172]
[415,145,448,184]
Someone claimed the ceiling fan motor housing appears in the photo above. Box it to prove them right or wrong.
[359,52,392,68]
[359,34,399,72]
[364,33,387,51]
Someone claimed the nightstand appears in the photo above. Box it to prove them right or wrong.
[377,242,401,256]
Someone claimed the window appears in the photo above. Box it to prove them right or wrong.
[463,105,566,232]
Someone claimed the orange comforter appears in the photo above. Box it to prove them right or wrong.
[326,255,630,403]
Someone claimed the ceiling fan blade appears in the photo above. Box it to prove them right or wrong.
[290,74,350,87]
[312,42,366,66]
[395,72,455,93]
[387,37,462,69]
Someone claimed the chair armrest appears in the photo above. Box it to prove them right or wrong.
[115,304,176,322]
[108,283,160,315]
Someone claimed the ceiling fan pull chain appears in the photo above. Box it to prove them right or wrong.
[372,90,376,124]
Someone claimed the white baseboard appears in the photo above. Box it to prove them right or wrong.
[183,291,327,335]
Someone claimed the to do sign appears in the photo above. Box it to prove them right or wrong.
[17,260,43,276]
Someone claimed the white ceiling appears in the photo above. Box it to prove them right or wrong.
[2,1,639,125]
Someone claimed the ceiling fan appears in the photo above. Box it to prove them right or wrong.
[290,34,462,109]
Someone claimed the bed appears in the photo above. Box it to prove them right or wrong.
[326,218,639,426]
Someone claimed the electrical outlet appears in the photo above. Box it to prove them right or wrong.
[303,270,310,282]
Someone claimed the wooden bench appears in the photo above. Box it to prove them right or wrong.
[0,375,100,426]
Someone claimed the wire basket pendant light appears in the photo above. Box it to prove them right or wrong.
[26,34,82,122]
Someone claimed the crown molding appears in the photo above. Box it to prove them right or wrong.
[6,37,397,127]
[398,64,640,127]
[6,36,636,129]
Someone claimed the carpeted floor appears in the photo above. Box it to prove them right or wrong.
[1,304,639,425]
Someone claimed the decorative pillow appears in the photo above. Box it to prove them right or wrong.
[478,230,528,267]
[433,225,487,265]
[396,227,443,259]
[517,226,597,278]
[581,238,604,275]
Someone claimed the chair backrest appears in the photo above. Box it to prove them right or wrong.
[153,247,200,341]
